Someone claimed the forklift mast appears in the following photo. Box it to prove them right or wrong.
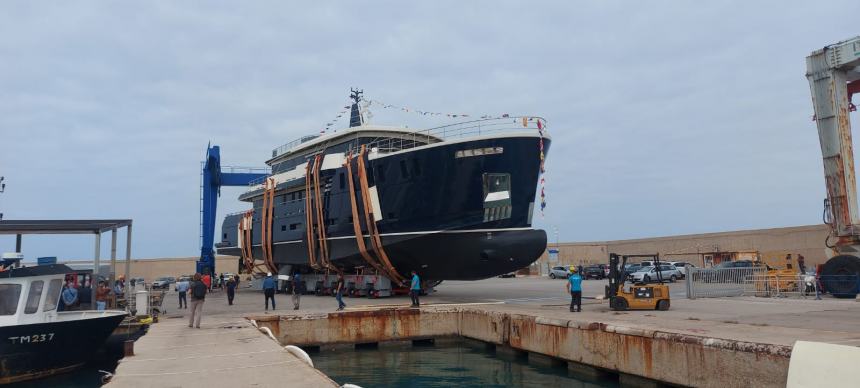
[606,253,627,298]
[806,36,860,249]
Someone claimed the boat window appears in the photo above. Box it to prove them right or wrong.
[482,173,512,222]
[43,279,62,312]
[0,284,22,315]
[24,280,44,314]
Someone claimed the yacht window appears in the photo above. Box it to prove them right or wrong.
[25,280,44,314]
[43,279,62,312]
[375,165,386,183]
[482,173,512,222]
[0,284,22,315]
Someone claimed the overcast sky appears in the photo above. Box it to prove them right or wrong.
[1,2,858,260]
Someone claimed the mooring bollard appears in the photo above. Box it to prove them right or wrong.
[123,340,135,357]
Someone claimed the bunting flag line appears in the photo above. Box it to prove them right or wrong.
[366,99,516,120]
[536,118,548,217]
[319,103,353,135]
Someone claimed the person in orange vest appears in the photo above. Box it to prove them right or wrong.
[202,273,212,292]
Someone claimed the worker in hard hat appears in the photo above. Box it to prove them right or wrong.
[567,265,583,312]
[263,272,277,311]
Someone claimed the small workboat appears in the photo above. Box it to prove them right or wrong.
[0,264,126,384]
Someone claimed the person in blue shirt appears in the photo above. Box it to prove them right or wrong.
[59,281,78,312]
[291,272,303,310]
[567,266,583,312]
[263,272,276,311]
[409,270,421,307]
[175,278,190,309]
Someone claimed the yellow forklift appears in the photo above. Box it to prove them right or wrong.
[605,253,670,311]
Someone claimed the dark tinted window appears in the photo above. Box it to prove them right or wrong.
[0,284,21,315]
[25,280,44,314]
[43,279,62,312]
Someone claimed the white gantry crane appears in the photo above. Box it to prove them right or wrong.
[806,35,860,298]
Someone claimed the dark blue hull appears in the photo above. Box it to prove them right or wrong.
[0,313,126,384]
[218,135,550,280]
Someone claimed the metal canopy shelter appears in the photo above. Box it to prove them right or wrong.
[0,219,133,305]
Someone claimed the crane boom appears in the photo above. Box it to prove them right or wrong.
[806,36,860,248]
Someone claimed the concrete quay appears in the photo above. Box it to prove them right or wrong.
[109,277,860,387]
[107,309,336,387]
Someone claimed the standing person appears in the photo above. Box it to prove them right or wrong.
[567,266,583,312]
[176,277,190,309]
[188,273,206,329]
[263,272,276,311]
[409,270,421,307]
[334,274,346,311]
[226,275,236,306]
[291,272,303,310]
[79,280,92,310]
[220,273,225,290]
[59,281,78,312]
[234,274,240,289]
[202,272,212,292]
[95,281,111,311]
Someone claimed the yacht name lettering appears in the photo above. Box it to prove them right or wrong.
[8,333,54,344]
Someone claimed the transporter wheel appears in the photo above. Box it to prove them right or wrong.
[610,297,628,311]
[820,255,860,298]
[656,299,670,311]
[643,275,651,283]
[550,273,557,279]
[670,275,677,283]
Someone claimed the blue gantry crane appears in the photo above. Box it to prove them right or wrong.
[198,144,269,275]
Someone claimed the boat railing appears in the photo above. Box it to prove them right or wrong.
[366,115,546,155]
[272,134,322,158]
[270,116,546,160]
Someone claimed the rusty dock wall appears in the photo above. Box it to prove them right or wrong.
[251,306,791,388]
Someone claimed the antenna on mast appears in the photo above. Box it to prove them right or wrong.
[349,88,364,127]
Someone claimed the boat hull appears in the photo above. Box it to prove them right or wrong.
[222,228,546,280]
[0,312,126,384]
[218,134,551,280]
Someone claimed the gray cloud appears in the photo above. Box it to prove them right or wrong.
[0,1,857,259]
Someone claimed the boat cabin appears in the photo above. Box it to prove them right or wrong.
[1,264,79,327]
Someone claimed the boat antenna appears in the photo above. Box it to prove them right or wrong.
[349,88,364,127]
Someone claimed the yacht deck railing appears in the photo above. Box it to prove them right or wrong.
[270,116,546,160]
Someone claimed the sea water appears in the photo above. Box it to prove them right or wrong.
[311,340,618,388]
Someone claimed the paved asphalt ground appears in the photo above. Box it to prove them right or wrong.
[158,276,683,316]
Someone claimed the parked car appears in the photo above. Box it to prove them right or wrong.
[629,265,682,283]
[583,265,606,280]
[152,277,171,289]
[623,263,642,276]
[548,266,570,279]
[698,260,764,283]
[167,276,176,283]
[668,261,696,278]
[131,277,145,287]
